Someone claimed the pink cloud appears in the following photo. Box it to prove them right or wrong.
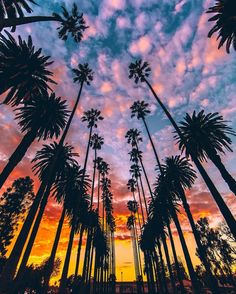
[129,35,152,55]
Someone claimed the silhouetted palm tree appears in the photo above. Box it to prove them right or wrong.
[0,4,88,43]
[207,0,236,53]
[15,143,78,282]
[0,63,93,289]
[90,133,104,207]
[0,32,55,105]
[154,176,201,294]
[0,92,68,189]
[128,59,236,239]
[163,155,220,294]
[58,189,91,294]
[131,100,162,170]
[42,163,90,292]
[177,111,236,196]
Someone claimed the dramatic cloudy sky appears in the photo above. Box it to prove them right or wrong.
[2,0,236,282]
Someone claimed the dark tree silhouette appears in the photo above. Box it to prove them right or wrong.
[0,92,68,189]
[0,0,36,20]
[207,0,236,53]
[0,3,88,43]
[177,111,236,196]
[128,59,236,240]
[0,32,55,105]
[0,177,34,258]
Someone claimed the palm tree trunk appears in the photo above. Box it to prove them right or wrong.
[161,231,176,294]
[179,187,220,294]
[157,239,169,294]
[59,223,76,294]
[170,204,200,294]
[42,206,66,293]
[97,172,101,213]
[90,149,97,208]
[75,225,85,277]
[138,174,148,216]
[142,117,162,171]
[15,183,52,279]
[144,78,236,240]
[0,129,37,189]
[0,15,60,31]
[166,222,186,294]
[136,178,145,224]
[0,181,47,290]
[135,142,154,202]
[153,249,164,294]
[208,152,236,196]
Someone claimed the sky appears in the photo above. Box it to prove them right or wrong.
[1,0,236,283]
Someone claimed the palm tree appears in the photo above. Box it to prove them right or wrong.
[90,133,104,207]
[42,164,90,293]
[163,155,220,294]
[0,92,68,189]
[125,128,154,201]
[177,111,236,196]
[14,143,78,282]
[130,100,162,170]
[0,3,88,43]
[207,0,236,53]
[154,177,201,294]
[0,63,93,289]
[58,188,91,293]
[128,59,236,239]
[129,163,145,224]
[0,32,55,105]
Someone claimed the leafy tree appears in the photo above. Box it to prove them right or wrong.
[207,0,236,53]
[0,32,55,105]
[177,111,236,196]
[128,59,236,239]
[0,92,68,189]
[0,3,88,43]
[0,177,34,258]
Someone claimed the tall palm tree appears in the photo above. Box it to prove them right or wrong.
[0,92,68,189]
[130,100,162,170]
[177,111,236,196]
[0,32,55,105]
[14,143,78,282]
[128,59,236,239]
[0,63,93,289]
[90,133,104,207]
[129,163,145,224]
[125,128,154,201]
[58,188,91,294]
[154,177,201,294]
[207,0,236,53]
[0,3,88,43]
[41,164,90,293]
[163,155,220,294]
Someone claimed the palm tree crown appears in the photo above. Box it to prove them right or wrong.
[207,0,236,53]
[72,63,94,85]
[32,142,78,182]
[0,0,36,19]
[130,100,150,120]
[0,32,55,105]
[176,110,236,160]
[125,128,143,147]
[90,133,104,150]
[127,200,139,214]
[128,60,151,84]
[53,4,88,43]
[162,156,197,191]
[81,108,104,128]
[15,92,68,140]
[127,178,137,193]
